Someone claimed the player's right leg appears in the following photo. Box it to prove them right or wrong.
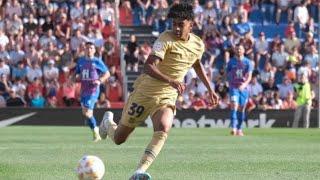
[229,89,239,135]
[82,107,101,142]
[133,106,173,176]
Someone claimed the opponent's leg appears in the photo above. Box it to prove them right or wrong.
[229,89,240,135]
[82,107,101,142]
[236,106,245,136]
[236,91,249,136]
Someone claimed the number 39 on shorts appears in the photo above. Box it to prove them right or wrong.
[127,102,145,117]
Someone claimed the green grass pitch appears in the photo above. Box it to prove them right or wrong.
[0,126,320,180]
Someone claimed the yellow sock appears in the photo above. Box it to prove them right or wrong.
[136,131,168,172]
[107,122,117,143]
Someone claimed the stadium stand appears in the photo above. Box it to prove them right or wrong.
[0,0,318,111]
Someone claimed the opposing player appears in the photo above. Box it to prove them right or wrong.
[227,44,253,136]
[75,42,110,142]
[99,3,219,179]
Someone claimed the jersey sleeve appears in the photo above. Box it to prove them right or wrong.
[96,59,108,74]
[150,33,170,60]
[197,40,205,60]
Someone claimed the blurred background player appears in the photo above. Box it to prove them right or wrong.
[75,42,110,142]
[227,44,253,136]
[99,3,219,179]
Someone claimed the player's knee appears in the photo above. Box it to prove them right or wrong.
[113,137,126,145]
[82,111,93,119]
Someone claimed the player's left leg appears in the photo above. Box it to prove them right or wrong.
[132,106,173,178]
[230,89,240,135]
[236,90,249,136]
[82,107,101,142]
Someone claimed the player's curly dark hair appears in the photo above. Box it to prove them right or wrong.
[167,3,194,21]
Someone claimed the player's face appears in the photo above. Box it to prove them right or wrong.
[86,44,96,58]
[235,45,245,58]
[172,19,193,40]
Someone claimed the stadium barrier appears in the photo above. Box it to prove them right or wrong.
[0,108,318,128]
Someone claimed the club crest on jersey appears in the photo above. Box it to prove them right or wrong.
[153,40,163,51]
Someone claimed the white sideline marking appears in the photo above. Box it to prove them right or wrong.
[0,112,37,128]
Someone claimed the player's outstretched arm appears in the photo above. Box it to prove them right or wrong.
[144,55,185,94]
[193,60,219,105]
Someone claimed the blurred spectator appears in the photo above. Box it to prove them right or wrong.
[150,0,169,34]
[119,0,133,25]
[11,77,26,98]
[271,43,288,69]
[262,77,278,93]
[304,45,319,72]
[270,91,283,109]
[293,0,309,32]
[5,0,22,18]
[276,0,293,24]
[96,93,111,108]
[233,2,248,21]
[259,62,275,83]
[193,0,204,30]
[0,30,9,47]
[247,75,263,98]
[284,31,300,54]
[191,93,207,111]
[257,95,271,110]
[7,13,24,36]
[100,2,115,25]
[30,90,46,108]
[26,61,43,83]
[254,31,269,68]
[43,59,59,82]
[124,34,139,72]
[39,29,58,49]
[282,92,297,109]
[23,13,38,33]
[219,15,233,37]
[71,29,87,52]
[277,76,294,99]
[106,76,123,102]
[12,61,27,81]
[70,1,83,20]
[301,32,315,55]
[288,46,302,66]
[9,44,25,65]
[203,1,217,24]
[292,74,314,128]
[0,58,10,77]
[26,77,44,100]
[62,77,76,107]
[84,0,99,18]
[0,74,11,99]
[55,13,71,44]
[6,88,26,107]
[60,43,73,69]
[233,15,252,37]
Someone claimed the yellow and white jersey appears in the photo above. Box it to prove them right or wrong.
[133,30,205,98]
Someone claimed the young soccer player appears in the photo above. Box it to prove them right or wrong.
[227,43,253,136]
[99,3,219,179]
[75,42,110,142]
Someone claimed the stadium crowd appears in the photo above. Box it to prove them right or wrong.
[0,0,318,111]
[0,0,123,108]
[122,0,319,111]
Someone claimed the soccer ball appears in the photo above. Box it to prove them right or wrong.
[76,155,105,180]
